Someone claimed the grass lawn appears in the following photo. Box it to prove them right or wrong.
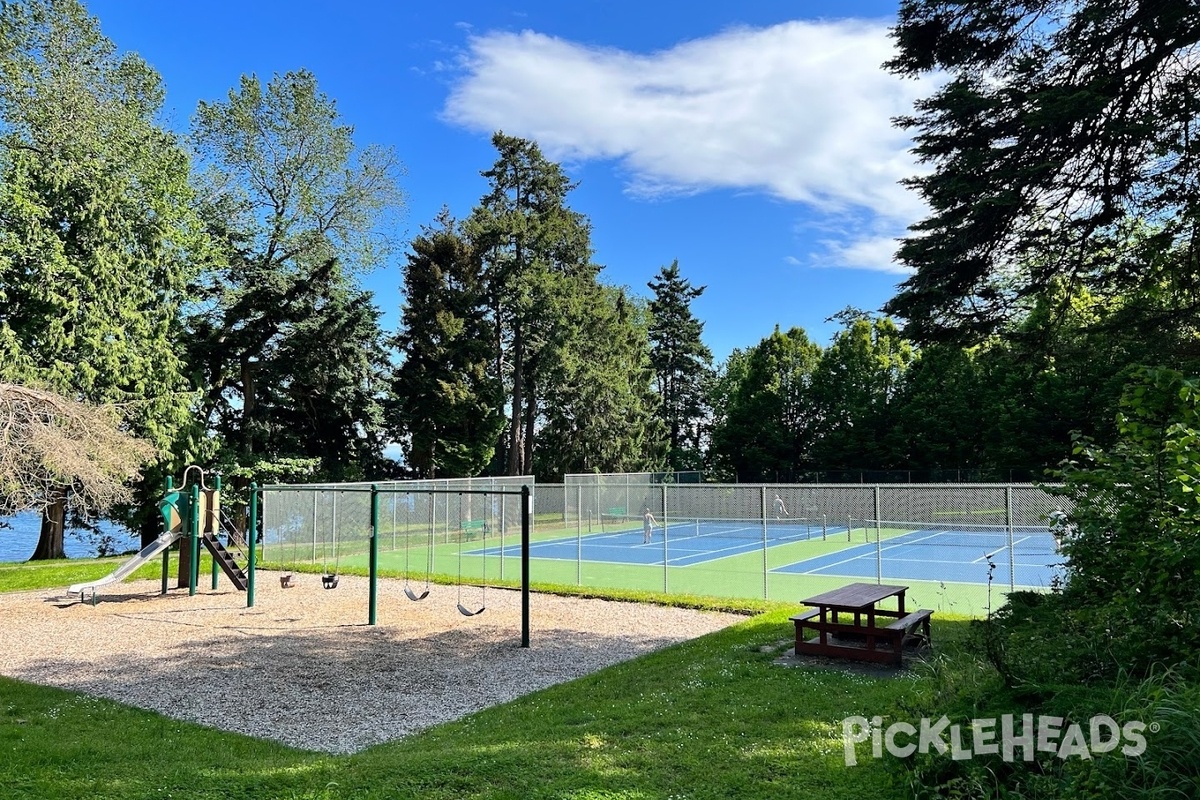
[0,557,971,800]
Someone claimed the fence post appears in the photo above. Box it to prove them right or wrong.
[761,486,768,600]
[369,485,379,626]
[521,485,531,648]
[662,483,668,594]
[874,486,882,584]
[247,483,257,608]
[1006,485,1015,592]
[576,485,583,586]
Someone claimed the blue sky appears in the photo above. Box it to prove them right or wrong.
[85,0,929,361]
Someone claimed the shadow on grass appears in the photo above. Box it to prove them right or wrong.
[2,592,977,799]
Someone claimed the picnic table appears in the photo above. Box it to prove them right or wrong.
[790,582,932,666]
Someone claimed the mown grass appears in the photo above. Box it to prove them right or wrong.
[0,556,975,800]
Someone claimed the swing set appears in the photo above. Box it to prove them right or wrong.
[257,483,522,637]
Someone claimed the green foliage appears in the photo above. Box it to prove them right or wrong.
[710,326,822,481]
[897,368,1200,798]
[389,210,503,478]
[536,286,666,479]
[811,318,914,471]
[464,132,597,476]
[1046,367,1200,679]
[647,260,713,470]
[886,0,1200,345]
[186,69,403,481]
[0,0,197,443]
[894,619,1200,800]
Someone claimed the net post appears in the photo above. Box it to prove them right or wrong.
[1006,485,1015,592]
[369,484,379,626]
[521,485,531,648]
[247,482,257,608]
[847,514,852,542]
[822,513,827,541]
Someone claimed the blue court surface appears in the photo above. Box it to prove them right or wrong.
[475,522,1066,587]
[771,529,1066,588]
[479,520,825,568]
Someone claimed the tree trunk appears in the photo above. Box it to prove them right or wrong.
[241,356,256,459]
[506,324,524,475]
[523,375,537,476]
[31,487,67,560]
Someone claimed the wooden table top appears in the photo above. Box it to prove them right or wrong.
[801,582,908,610]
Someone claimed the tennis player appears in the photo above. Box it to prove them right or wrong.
[643,507,658,543]
[774,494,789,518]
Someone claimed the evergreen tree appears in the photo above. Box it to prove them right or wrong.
[886,0,1200,345]
[647,260,713,471]
[389,211,503,478]
[537,287,666,479]
[464,133,594,475]
[0,0,199,556]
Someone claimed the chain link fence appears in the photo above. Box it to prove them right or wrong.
[261,477,532,585]
[533,482,1071,615]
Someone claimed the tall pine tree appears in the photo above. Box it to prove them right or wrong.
[647,260,713,471]
[464,133,594,475]
[389,211,503,478]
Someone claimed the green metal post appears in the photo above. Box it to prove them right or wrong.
[369,485,379,626]
[189,483,200,596]
[521,485,531,648]
[247,482,257,608]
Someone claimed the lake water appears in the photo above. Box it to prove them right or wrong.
[0,513,141,563]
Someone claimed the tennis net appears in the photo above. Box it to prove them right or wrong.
[867,522,1060,555]
[601,514,833,542]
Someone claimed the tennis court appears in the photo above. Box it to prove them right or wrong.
[773,526,1067,588]
[481,518,834,567]
[480,520,1067,588]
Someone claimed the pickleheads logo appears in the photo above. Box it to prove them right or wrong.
[841,714,1154,766]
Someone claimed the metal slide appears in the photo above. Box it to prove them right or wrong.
[67,530,182,601]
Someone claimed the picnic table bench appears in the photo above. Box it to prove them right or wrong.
[790,582,932,666]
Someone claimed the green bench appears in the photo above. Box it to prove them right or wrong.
[461,519,489,540]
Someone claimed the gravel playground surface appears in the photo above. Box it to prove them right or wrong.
[0,573,742,753]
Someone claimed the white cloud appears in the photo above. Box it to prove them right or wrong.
[443,21,933,268]
[817,234,912,274]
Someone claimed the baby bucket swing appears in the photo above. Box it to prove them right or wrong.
[321,491,340,590]
[456,493,487,616]
[403,493,431,601]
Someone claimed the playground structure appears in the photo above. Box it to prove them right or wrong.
[64,470,534,645]
[68,466,253,604]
